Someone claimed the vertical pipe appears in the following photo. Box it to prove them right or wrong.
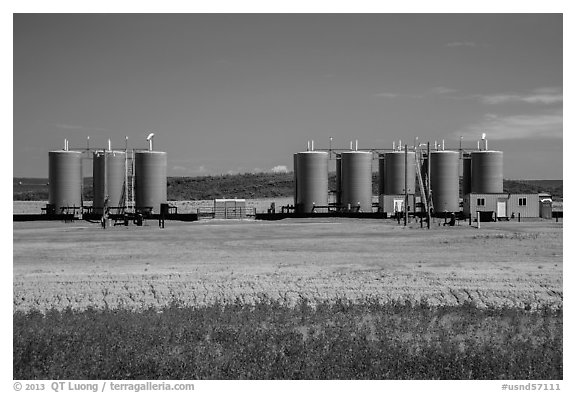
[427,142,431,229]
[350,141,353,150]
[404,144,408,227]
[477,211,481,229]
[103,150,108,218]
[80,141,84,209]
[311,140,314,151]
[125,136,129,210]
[131,149,135,209]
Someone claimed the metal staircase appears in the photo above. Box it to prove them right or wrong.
[119,150,135,213]
[415,149,429,214]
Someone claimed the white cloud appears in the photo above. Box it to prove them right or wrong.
[271,165,288,173]
[374,92,398,98]
[445,41,478,48]
[477,87,562,105]
[374,87,456,99]
[458,110,562,140]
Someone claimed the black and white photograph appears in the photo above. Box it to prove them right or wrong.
[10,5,567,390]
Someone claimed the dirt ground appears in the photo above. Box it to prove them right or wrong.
[13,214,562,312]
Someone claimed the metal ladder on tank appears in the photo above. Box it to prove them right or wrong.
[120,150,135,214]
[415,149,429,214]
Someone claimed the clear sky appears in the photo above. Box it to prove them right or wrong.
[13,13,563,179]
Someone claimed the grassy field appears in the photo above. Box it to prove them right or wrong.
[14,301,562,380]
[13,217,563,379]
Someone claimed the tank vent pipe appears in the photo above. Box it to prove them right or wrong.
[108,139,111,151]
[399,140,402,150]
[307,140,310,151]
[477,140,480,151]
[311,140,314,151]
[434,141,438,150]
[355,140,358,151]
[350,141,353,150]
[442,139,445,151]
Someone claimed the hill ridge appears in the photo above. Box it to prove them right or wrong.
[13,174,563,201]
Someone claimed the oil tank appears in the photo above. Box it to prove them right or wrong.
[340,151,372,212]
[471,151,503,193]
[48,150,83,213]
[293,153,298,207]
[295,151,328,212]
[430,150,459,213]
[93,150,126,213]
[462,155,472,196]
[378,155,385,195]
[135,151,167,213]
[383,151,416,195]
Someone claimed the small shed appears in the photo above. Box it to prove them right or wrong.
[463,193,540,219]
[214,199,246,219]
[379,194,415,216]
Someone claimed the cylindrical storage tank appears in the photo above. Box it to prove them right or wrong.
[462,156,472,196]
[341,151,373,212]
[295,151,328,213]
[93,151,126,213]
[383,151,416,195]
[293,153,298,207]
[471,151,503,194]
[430,150,459,213]
[48,151,83,213]
[335,155,342,206]
[378,155,385,195]
[135,151,167,213]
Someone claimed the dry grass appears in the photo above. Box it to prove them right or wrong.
[13,216,562,313]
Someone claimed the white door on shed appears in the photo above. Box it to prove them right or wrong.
[497,201,507,218]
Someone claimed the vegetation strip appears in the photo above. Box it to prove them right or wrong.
[14,300,562,380]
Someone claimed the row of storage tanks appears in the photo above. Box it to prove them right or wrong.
[294,149,503,213]
[48,149,167,214]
